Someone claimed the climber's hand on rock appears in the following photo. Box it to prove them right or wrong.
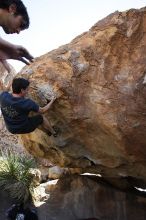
[52,96,56,102]
[39,96,56,113]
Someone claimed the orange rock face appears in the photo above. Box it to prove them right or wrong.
[20,8,146,186]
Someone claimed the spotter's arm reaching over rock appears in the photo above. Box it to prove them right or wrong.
[0,38,33,73]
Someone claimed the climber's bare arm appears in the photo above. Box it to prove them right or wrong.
[38,97,56,114]
[0,37,34,72]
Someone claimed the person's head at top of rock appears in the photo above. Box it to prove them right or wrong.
[0,0,29,34]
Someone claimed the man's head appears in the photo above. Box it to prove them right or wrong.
[0,0,29,34]
[12,77,29,96]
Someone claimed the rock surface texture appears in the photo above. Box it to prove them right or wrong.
[0,117,24,155]
[37,175,146,220]
[20,8,146,189]
[0,63,16,91]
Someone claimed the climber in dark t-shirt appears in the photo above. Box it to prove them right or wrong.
[0,78,57,136]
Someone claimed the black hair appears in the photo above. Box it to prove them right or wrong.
[12,77,30,94]
[0,0,29,29]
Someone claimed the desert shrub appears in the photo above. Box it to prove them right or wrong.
[0,150,37,203]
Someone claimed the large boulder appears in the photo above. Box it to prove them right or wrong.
[20,7,146,188]
[36,175,146,220]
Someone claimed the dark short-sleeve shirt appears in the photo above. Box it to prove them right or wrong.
[0,91,39,133]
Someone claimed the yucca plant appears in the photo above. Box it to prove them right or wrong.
[0,150,37,203]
